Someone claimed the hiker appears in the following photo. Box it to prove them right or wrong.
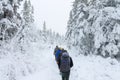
[53,46,63,67]
[58,50,73,80]
[53,45,59,55]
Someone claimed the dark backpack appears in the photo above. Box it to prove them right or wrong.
[60,52,70,72]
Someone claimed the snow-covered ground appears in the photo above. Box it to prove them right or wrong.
[20,45,61,80]
[20,44,120,80]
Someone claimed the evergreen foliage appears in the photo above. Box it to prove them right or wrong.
[66,0,120,58]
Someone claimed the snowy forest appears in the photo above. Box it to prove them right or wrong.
[0,0,120,80]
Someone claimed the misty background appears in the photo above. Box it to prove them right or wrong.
[31,0,74,35]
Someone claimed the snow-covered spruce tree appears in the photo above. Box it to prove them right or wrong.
[42,21,47,42]
[0,0,23,45]
[19,0,38,53]
[66,0,120,58]
[23,0,34,24]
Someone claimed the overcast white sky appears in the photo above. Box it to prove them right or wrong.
[31,0,74,35]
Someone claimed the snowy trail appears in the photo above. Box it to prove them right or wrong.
[20,44,120,80]
[21,46,61,80]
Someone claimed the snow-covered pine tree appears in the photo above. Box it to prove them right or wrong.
[23,0,34,24]
[22,0,35,37]
[0,0,23,44]
[43,21,46,33]
[66,0,120,58]
[42,21,47,42]
[18,0,38,54]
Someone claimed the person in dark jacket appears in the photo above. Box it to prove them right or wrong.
[58,50,73,80]
[53,45,59,55]
[53,46,63,68]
